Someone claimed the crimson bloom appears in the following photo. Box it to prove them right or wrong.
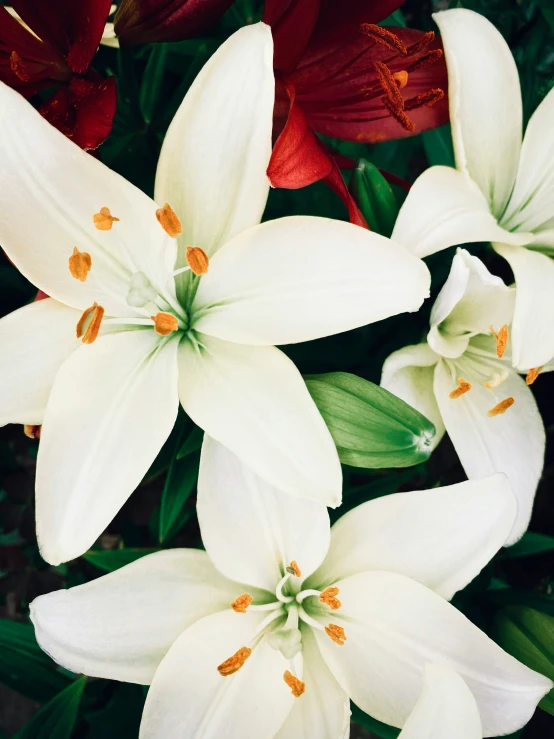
[264,0,449,223]
[0,0,116,150]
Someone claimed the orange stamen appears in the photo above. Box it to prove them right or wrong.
[217,646,251,676]
[68,247,92,282]
[10,50,30,82]
[487,397,515,417]
[76,303,104,344]
[231,594,253,614]
[325,624,347,646]
[360,24,407,56]
[186,246,209,275]
[404,88,444,111]
[406,31,436,56]
[93,206,119,231]
[151,312,179,336]
[156,203,182,238]
[490,324,509,358]
[319,587,341,610]
[405,49,443,72]
[382,95,415,132]
[23,424,41,440]
[287,561,301,578]
[526,366,544,386]
[283,670,305,698]
[449,378,472,399]
[373,61,404,107]
[393,70,409,89]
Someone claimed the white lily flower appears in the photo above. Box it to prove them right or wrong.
[0,23,430,565]
[382,248,550,544]
[31,437,551,739]
[392,7,554,372]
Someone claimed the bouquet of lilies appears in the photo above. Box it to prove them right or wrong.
[1,1,554,738]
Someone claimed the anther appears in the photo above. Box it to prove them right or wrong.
[286,561,301,578]
[156,203,182,238]
[405,49,443,73]
[325,624,347,646]
[404,88,444,111]
[10,51,30,82]
[283,670,306,698]
[487,397,515,417]
[186,246,209,275]
[360,24,408,56]
[406,31,435,56]
[24,424,41,440]
[76,303,104,344]
[68,247,92,282]
[526,366,544,386]
[93,206,120,231]
[231,594,253,614]
[319,587,341,610]
[151,312,179,336]
[393,70,409,89]
[382,96,415,132]
[373,61,404,106]
[449,377,472,399]
[217,647,252,676]
[490,324,509,358]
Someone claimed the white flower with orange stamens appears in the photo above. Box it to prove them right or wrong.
[30,439,550,739]
[393,7,554,374]
[0,22,430,565]
[382,248,551,544]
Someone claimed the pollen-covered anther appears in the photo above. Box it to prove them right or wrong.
[10,50,30,82]
[382,95,415,133]
[68,247,92,282]
[151,312,179,336]
[487,397,515,417]
[231,594,253,614]
[24,424,41,440]
[76,303,104,344]
[283,670,306,698]
[490,324,509,358]
[449,377,472,399]
[217,646,252,676]
[325,624,347,646]
[360,24,407,56]
[286,561,302,578]
[156,203,182,238]
[373,61,404,107]
[393,70,409,89]
[404,88,444,111]
[405,49,443,73]
[186,246,209,275]
[319,587,341,610]
[526,366,544,386]
[406,31,436,56]
[93,206,120,231]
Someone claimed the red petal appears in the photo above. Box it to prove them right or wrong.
[313,0,404,44]
[263,0,321,73]
[324,159,368,229]
[114,0,234,44]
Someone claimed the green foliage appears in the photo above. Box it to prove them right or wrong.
[349,159,399,237]
[350,704,400,738]
[503,532,554,558]
[13,677,86,739]
[422,125,455,168]
[82,548,160,572]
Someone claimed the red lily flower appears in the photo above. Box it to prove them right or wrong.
[264,0,449,224]
[0,0,117,150]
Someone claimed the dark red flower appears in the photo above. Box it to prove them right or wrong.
[264,0,449,223]
[0,0,117,150]
[114,0,235,44]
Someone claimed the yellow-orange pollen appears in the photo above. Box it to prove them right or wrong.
[449,377,472,399]
[319,587,341,610]
[490,324,509,358]
[325,624,347,646]
[151,312,179,336]
[283,670,306,698]
[186,246,209,275]
[487,397,515,417]
[23,424,41,440]
[231,593,253,614]
[526,366,544,386]
[393,70,409,88]
[68,247,92,282]
[76,303,104,344]
[93,206,120,231]
[286,561,302,577]
[217,647,252,676]
[10,50,30,82]
[156,203,182,238]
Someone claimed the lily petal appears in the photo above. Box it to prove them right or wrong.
[314,571,551,736]
[434,358,545,544]
[0,299,80,426]
[433,9,522,216]
[140,610,295,739]
[192,216,430,345]
[31,549,240,684]
[36,331,179,565]
[198,436,330,592]
[392,167,530,259]
[311,474,516,600]
[398,663,482,739]
[179,334,342,507]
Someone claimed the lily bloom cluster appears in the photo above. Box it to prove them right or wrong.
[0,3,553,739]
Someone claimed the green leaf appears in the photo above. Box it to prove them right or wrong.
[495,606,554,715]
[14,676,87,739]
[349,159,399,237]
[140,44,169,123]
[351,703,400,738]
[176,425,204,459]
[537,0,554,29]
[158,453,199,543]
[82,548,159,573]
[503,531,554,558]
[306,372,436,469]
[0,620,73,702]
[422,124,455,167]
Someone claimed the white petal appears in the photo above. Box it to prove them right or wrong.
[140,610,294,739]
[0,299,80,426]
[198,436,330,592]
[314,571,552,736]
[494,242,554,370]
[36,331,179,565]
[502,87,554,234]
[434,358,545,544]
[380,344,444,445]
[191,217,430,346]
[31,549,240,684]
[0,82,176,315]
[179,333,342,507]
[275,627,350,739]
[155,23,274,264]
[311,474,516,601]
[392,167,530,259]
[398,663,481,739]
[433,9,522,216]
